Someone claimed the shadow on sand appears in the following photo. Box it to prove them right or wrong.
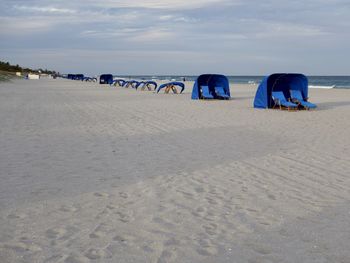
[315,101,350,110]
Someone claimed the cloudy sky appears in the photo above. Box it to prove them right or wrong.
[0,0,349,75]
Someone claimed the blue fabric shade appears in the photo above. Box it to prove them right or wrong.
[157,82,185,93]
[123,80,139,88]
[67,74,84,80]
[136,81,158,90]
[254,73,308,109]
[112,79,126,86]
[192,74,230,100]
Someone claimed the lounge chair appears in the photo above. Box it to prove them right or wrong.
[290,90,317,110]
[200,86,214,99]
[271,91,298,110]
[214,86,230,99]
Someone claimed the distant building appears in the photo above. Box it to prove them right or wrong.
[27,74,40,80]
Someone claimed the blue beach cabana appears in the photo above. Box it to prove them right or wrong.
[67,74,74,80]
[191,74,231,100]
[100,74,113,84]
[254,73,308,109]
[75,74,84,81]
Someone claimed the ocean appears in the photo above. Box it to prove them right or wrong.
[114,75,350,89]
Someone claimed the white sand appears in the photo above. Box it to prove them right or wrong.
[0,78,349,263]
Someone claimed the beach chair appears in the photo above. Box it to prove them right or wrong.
[271,91,298,110]
[290,90,317,110]
[214,86,230,99]
[200,86,214,99]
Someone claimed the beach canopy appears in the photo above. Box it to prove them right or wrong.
[100,74,113,84]
[112,79,126,86]
[136,81,158,90]
[123,80,139,88]
[191,74,230,100]
[254,73,308,109]
[157,82,185,94]
[83,77,97,82]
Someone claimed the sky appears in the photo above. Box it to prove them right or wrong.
[0,0,349,75]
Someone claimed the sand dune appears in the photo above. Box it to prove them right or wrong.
[0,79,349,262]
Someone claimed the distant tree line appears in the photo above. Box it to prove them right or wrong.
[0,60,56,74]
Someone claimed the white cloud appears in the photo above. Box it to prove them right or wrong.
[14,5,76,14]
[79,0,233,9]
[0,17,55,34]
[127,29,174,42]
[255,22,328,38]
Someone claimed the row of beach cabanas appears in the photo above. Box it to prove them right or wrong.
[63,73,317,110]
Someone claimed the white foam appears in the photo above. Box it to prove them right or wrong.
[309,85,335,89]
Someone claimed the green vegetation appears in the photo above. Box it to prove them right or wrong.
[0,60,57,74]
[0,60,57,82]
[0,70,17,82]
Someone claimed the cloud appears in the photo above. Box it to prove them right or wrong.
[0,17,56,34]
[74,0,233,10]
[127,29,174,42]
[13,5,76,14]
[1,0,349,74]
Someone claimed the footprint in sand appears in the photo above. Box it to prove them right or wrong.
[115,210,133,223]
[267,193,277,200]
[59,205,79,213]
[195,241,218,256]
[202,223,219,236]
[194,187,205,193]
[142,245,155,253]
[113,235,126,243]
[164,237,181,247]
[46,228,67,239]
[247,242,272,255]
[85,248,109,260]
[64,254,89,263]
[119,192,129,199]
[2,241,42,253]
[46,226,79,246]
[7,213,26,219]
[193,234,219,256]
[153,217,176,229]
[157,249,174,263]
[106,204,116,210]
[43,254,66,262]
[89,223,110,239]
[93,192,109,198]
[205,196,219,205]
[278,228,291,237]
[192,206,207,218]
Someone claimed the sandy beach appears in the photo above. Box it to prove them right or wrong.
[0,78,350,263]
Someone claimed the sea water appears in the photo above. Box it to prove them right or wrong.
[115,75,350,89]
